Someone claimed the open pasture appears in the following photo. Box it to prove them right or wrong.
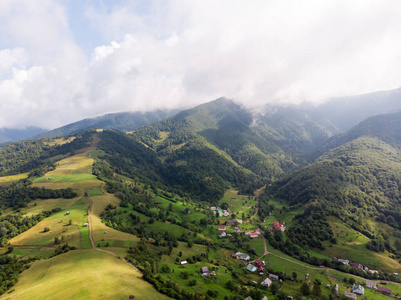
[9,197,89,248]
[33,173,97,183]
[0,250,170,300]
[0,173,29,186]
[220,189,256,216]
[91,194,140,244]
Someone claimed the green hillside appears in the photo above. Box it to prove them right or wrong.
[264,124,401,276]
[1,99,401,299]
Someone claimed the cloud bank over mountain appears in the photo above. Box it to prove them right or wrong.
[1,0,401,129]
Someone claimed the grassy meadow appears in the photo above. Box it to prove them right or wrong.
[0,173,29,186]
[1,250,170,300]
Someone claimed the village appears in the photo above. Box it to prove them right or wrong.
[208,205,399,300]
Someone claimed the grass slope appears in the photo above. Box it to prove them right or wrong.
[1,250,170,300]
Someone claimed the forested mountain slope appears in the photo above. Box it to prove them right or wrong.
[252,104,339,154]
[317,111,401,155]
[263,112,401,267]
[36,110,178,139]
[132,98,339,181]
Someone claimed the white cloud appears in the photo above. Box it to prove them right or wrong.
[1,0,401,129]
[0,48,27,76]
[92,41,121,62]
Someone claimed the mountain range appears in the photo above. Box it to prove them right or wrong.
[1,88,401,299]
[2,86,401,145]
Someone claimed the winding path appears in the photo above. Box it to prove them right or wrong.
[83,190,142,273]
[259,237,401,288]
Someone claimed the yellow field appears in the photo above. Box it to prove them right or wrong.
[91,194,140,244]
[1,250,171,300]
[48,152,94,176]
[45,136,76,147]
[10,197,89,248]
[0,173,29,186]
[32,180,102,190]
[22,197,80,216]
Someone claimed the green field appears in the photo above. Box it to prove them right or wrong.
[33,173,97,183]
[220,189,257,217]
[85,186,104,197]
[0,250,171,300]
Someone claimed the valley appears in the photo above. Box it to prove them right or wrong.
[0,99,401,299]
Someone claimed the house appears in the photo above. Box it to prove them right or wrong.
[394,272,399,276]
[223,211,230,217]
[349,262,363,270]
[200,267,208,275]
[83,223,88,227]
[365,280,376,289]
[338,259,349,265]
[352,285,364,295]
[326,284,330,289]
[210,207,217,211]
[271,221,286,231]
[377,286,392,295]
[254,260,263,267]
[218,226,226,231]
[250,232,258,238]
[380,281,387,285]
[66,211,70,215]
[344,291,357,299]
[245,231,252,236]
[369,269,378,274]
[234,227,241,233]
[226,220,236,226]
[240,253,250,261]
[261,297,268,300]
[334,284,339,295]
[261,277,272,287]
[219,231,227,238]
[180,261,187,265]
[254,260,264,274]
[246,264,257,272]
[244,297,253,300]
[235,219,243,224]
[269,273,279,281]
[254,229,261,235]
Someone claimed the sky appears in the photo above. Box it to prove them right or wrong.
[1,0,401,129]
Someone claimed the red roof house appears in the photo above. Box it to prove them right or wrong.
[377,286,392,295]
[218,226,226,231]
[271,221,286,231]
